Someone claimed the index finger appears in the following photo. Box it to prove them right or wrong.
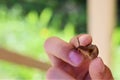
[44,37,83,67]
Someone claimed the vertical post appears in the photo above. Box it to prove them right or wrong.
[87,0,116,67]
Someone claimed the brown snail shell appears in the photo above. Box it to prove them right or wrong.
[76,37,99,59]
[77,45,99,59]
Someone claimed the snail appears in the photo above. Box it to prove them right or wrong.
[76,37,99,60]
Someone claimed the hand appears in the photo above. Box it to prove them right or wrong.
[44,34,113,80]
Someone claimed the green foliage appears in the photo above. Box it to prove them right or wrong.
[39,8,53,26]
[0,0,87,33]
[111,27,120,79]
[26,11,38,25]
[0,4,76,80]
[112,27,120,46]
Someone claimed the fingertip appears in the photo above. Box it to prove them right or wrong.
[89,57,113,79]
[70,34,92,48]
[90,57,105,73]
[78,34,92,46]
[89,57,105,79]
[69,50,84,67]
[44,37,64,54]
[44,37,58,50]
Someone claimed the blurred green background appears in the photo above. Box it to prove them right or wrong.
[0,0,119,80]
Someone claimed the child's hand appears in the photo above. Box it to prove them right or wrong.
[44,34,113,80]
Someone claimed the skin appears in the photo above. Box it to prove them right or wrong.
[44,34,114,80]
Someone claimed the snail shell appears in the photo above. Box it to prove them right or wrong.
[77,45,99,59]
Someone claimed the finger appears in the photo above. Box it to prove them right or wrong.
[89,57,114,80]
[69,34,93,79]
[44,37,84,67]
[46,67,75,80]
[47,54,62,66]
[70,34,92,47]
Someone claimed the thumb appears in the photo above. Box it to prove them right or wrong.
[89,57,114,80]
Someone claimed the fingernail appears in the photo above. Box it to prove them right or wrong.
[96,57,105,73]
[79,35,91,46]
[69,50,83,66]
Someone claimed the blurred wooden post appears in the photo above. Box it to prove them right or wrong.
[87,0,116,67]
